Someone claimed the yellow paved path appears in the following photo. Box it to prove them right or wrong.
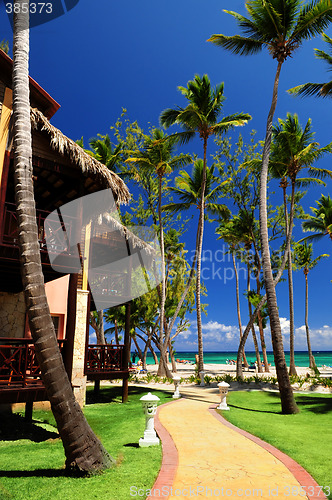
[158,398,307,499]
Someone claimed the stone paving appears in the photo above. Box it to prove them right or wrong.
[143,384,326,500]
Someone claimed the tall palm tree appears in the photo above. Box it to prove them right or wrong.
[208,0,332,414]
[126,128,191,377]
[301,194,332,242]
[12,2,112,471]
[289,33,332,98]
[216,219,249,369]
[294,242,329,369]
[270,112,332,375]
[160,74,251,371]
[164,159,230,370]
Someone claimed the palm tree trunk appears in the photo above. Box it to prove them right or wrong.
[156,175,171,378]
[150,343,159,364]
[255,274,270,373]
[169,339,177,373]
[12,3,113,471]
[97,310,106,345]
[236,171,297,379]
[259,61,298,413]
[114,317,119,344]
[247,259,263,372]
[232,252,248,368]
[282,184,297,376]
[195,138,208,373]
[304,270,316,370]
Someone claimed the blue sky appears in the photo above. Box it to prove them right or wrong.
[2,0,332,352]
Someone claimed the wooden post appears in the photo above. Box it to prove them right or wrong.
[62,273,78,381]
[122,301,131,403]
[25,401,33,421]
[94,379,100,395]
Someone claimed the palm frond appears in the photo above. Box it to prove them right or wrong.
[291,0,332,42]
[208,34,264,56]
[288,81,332,97]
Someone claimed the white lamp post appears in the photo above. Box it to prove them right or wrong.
[217,382,230,410]
[139,392,160,447]
[172,374,181,399]
[199,370,206,387]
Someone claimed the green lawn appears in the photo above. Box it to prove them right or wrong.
[0,386,172,500]
[221,390,332,499]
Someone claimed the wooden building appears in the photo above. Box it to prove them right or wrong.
[0,48,142,409]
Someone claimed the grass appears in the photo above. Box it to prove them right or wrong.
[220,390,332,498]
[0,386,172,500]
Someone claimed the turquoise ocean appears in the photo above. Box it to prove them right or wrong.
[144,351,332,367]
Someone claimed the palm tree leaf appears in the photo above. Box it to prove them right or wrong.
[162,202,192,214]
[295,177,326,187]
[291,1,332,42]
[160,108,182,128]
[208,34,265,55]
[205,203,231,218]
[288,81,332,97]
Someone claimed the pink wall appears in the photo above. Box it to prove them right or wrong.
[25,275,70,339]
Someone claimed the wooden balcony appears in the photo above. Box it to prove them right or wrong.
[0,338,66,404]
[0,340,128,403]
[85,344,127,380]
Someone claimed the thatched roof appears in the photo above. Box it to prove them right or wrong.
[30,108,130,205]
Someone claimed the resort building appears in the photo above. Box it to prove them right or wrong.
[0,48,139,411]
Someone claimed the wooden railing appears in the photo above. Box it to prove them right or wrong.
[0,338,66,387]
[0,202,77,253]
[0,340,126,390]
[85,344,125,375]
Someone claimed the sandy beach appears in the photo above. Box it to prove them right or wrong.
[144,362,332,379]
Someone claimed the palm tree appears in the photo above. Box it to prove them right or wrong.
[12,3,112,471]
[126,128,191,377]
[289,33,332,98]
[301,194,332,242]
[270,112,332,375]
[208,0,332,414]
[88,134,123,172]
[164,159,230,370]
[294,242,329,369]
[160,74,251,372]
[216,219,249,369]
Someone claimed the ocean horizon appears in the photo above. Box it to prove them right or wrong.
[142,351,332,367]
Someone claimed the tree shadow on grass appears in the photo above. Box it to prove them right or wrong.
[86,385,172,405]
[294,395,332,414]
[0,468,66,478]
[0,413,58,442]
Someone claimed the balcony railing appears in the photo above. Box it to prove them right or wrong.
[85,344,125,375]
[0,338,66,387]
[0,202,77,254]
[0,340,126,390]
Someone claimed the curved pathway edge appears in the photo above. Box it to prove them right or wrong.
[146,399,181,500]
[209,405,327,500]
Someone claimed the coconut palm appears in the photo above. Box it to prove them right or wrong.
[301,194,332,242]
[294,242,329,368]
[164,159,231,370]
[289,33,332,98]
[160,74,251,372]
[126,128,191,377]
[12,2,112,471]
[208,0,332,414]
[216,219,249,369]
[88,134,123,172]
[270,112,332,375]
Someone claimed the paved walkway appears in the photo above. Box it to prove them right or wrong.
[146,386,326,500]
